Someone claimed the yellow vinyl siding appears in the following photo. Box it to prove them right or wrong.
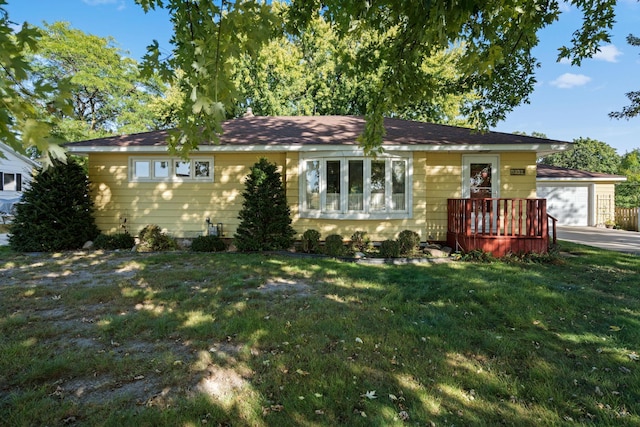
[424,152,461,241]
[595,182,617,225]
[88,152,284,237]
[500,152,537,199]
[87,149,540,243]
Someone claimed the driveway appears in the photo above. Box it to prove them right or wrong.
[556,226,640,255]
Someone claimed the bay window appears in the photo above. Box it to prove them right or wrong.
[300,155,411,219]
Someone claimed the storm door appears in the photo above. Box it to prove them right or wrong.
[462,156,500,232]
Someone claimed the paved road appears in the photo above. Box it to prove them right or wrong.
[556,226,640,255]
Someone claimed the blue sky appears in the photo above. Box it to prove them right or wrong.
[6,0,640,154]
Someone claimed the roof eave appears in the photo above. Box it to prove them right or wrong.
[66,142,571,154]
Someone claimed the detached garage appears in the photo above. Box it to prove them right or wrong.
[536,164,626,226]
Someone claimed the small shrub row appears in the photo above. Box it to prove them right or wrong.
[191,235,227,252]
[380,230,421,258]
[94,232,135,250]
[300,230,372,257]
[299,229,422,258]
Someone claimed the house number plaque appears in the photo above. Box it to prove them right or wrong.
[510,168,526,176]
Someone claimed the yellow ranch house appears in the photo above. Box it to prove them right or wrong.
[66,116,572,256]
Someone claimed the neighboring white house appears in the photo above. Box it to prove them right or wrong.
[0,142,39,218]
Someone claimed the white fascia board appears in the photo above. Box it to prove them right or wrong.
[537,177,628,183]
[66,142,570,154]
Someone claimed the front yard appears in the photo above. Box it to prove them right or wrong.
[0,244,638,426]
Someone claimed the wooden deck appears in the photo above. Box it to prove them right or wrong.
[447,198,557,257]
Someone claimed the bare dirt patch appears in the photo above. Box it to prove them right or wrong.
[0,251,257,411]
[256,278,313,297]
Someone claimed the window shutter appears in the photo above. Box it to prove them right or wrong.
[0,172,3,191]
[17,174,22,191]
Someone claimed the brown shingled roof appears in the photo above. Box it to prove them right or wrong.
[536,164,626,180]
[65,116,570,148]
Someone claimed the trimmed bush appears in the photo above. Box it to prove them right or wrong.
[301,229,321,253]
[191,235,227,252]
[397,229,421,256]
[137,225,177,252]
[324,234,346,257]
[380,239,401,258]
[9,158,99,252]
[94,232,135,250]
[235,158,296,251]
[350,230,370,252]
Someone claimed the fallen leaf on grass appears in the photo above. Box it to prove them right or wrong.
[296,368,309,376]
[627,352,639,361]
[619,366,631,374]
[361,390,377,399]
[609,326,622,332]
[389,394,398,401]
[355,337,363,344]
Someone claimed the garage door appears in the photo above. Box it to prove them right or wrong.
[537,185,589,226]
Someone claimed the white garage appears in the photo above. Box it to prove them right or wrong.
[537,183,590,226]
[537,164,626,227]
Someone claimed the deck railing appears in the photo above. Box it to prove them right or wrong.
[447,198,556,256]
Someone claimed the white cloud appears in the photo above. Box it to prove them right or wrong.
[592,44,622,62]
[550,73,592,89]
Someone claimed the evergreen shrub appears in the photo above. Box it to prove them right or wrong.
[9,158,99,252]
[234,158,295,251]
[380,239,401,258]
[324,234,346,257]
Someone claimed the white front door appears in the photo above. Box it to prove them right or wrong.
[462,155,500,199]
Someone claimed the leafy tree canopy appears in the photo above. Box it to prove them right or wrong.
[0,0,624,158]
[609,34,640,120]
[540,137,621,174]
[135,0,620,154]
[230,9,478,127]
[616,149,640,207]
[0,0,70,165]
[29,21,167,142]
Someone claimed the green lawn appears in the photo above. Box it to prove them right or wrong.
[0,243,638,426]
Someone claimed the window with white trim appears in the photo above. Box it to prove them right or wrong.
[300,155,411,219]
[0,172,22,191]
[130,157,214,182]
